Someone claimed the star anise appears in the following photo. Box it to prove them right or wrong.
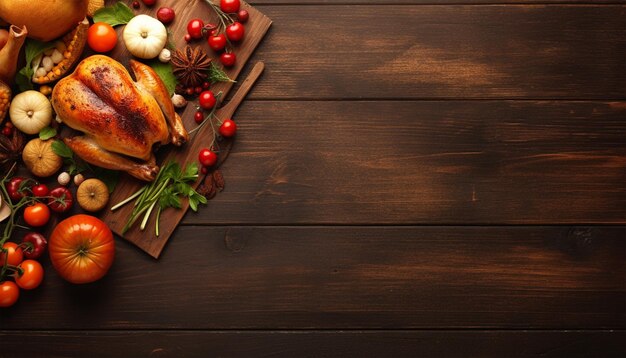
[0,129,24,172]
[171,46,212,89]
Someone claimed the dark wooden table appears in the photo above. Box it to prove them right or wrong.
[1,1,625,357]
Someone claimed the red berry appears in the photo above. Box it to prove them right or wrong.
[200,166,209,175]
[219,119,237,137]
[202,82,211,89]
[237,10,249,23]
[187,19,204,39]
[208,34,227,52]
[142,0,156,6]
[132,1,140,9]
[184,33,191,42]
[220,0,241,13]
[220,52,236,67]
[185,87,195,96]
[157,7,175,24]
[198,91,216,110]
[226,22,245,42]
[195,86,203,94]
[194,111,204,124]
[198,148,218,167]
[2,126,12,136]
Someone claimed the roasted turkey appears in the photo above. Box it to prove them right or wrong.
[51,55,188,181]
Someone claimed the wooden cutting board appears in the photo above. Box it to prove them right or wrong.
[97,0,272,258]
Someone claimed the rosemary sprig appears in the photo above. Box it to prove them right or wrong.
[111,161,207,236]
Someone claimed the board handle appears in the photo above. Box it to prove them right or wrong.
[219,61,265,118]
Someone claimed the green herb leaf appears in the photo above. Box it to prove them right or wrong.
[148,60,177,96]
[39,127,57,140]
[93,1,135,27]
[51,140,74,159]
[208,62,235,83]
[16,39,56,92]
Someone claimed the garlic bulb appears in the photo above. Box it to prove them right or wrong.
[171,94,187,108]
[58,172,71,186]
[123,15,167,59]
[9,90,52,135]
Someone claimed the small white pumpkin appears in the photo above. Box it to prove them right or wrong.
[9,90,52,135]
[123,15,167,59]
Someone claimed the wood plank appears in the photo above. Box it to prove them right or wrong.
[1,330,624,358]
[254,0,626,4]
[180,100,626,225]
[244,5,626,99]
[1,226,623,329]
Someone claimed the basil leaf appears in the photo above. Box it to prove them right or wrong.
[93,2,135,27]
[39,127,57,140]
[148,60,177,96]
[51,140,74,159]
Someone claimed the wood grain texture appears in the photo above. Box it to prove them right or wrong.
[244,5,626,99]
[1,330,624,358]
[96,0,272,257]
[1,226,623,329]
[179,100,626,225]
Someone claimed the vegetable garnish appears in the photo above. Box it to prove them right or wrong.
[93,2,135,27]
[111,161,207,236]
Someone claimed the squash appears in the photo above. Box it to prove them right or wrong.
[22,138,63,178]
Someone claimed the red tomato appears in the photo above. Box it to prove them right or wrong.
[220,0,241,13]
[187,19,204,39]
[208,34,227,52]
[24,203,50,227]
[220,52,236,67]
[0,281,19,308]
[22,232,47,260]
[0,242,23,267]
[157,7,176,24]
[7,177,30,202]
[48,187,73,213]
[31,184,49,197]
[219,119,237,137]
[226,22,245,42]
[49,215,115,284]
[199,91,216,110]
[237,10,249,23]
[15,260,44,290]
[87,22,118,53]
[198,148,218,167]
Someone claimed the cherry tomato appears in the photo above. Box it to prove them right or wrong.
[142,0,156,6]
[49,215,115,284]
[22,232,47,260]
[238,10,249,23]
[198,148,218,167]
[0,242,23,267]
[220,52,236,67]
[194,111,204,124]
[219,119,237,137]
[15,260,43,290]
[226,22,245,42]
[208,34,227,52]
[157,7,175,24]
[87,22,118,53]
[184,34,191,42]
[48,187,73,213]
[0,281,19,308]
[187,19,204,39]
[24,203,50,227]
[7,177,30,202]
[31,184,49,197]
[199,91,216,110]
[220,0,241,13]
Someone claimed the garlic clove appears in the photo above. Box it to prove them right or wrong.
[51,49,64,64]
[42,56,54,72]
